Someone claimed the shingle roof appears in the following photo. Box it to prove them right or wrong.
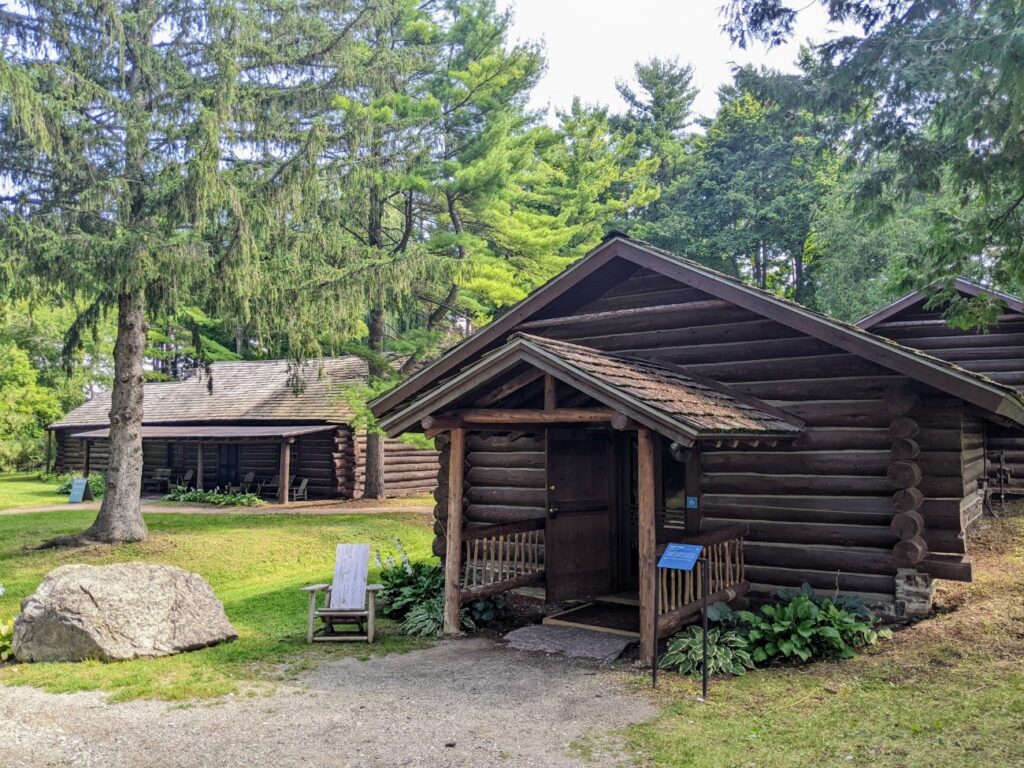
[378,333,803,443]
[516,335,802,436]
[52,358,369,428]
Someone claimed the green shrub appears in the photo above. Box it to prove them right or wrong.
[737,589,891,663]
[0,615,14,663]
[660,626,755,677]
[467,595,511,626]
[162,486,262,507]
[375,541,444,620]
[400,595,474,637]
[54,473,105,498]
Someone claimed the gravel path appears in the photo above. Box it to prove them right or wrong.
[0,637,656,768]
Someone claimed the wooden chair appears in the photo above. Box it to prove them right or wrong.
[235,471,255,494]
[302,544,382,643]
[290,477,309,501]
[144,468,172,494]
[177,469,194,488]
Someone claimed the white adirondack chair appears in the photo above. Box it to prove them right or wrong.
[301,544,382,643]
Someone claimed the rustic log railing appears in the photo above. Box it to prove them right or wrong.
[459,518,546,602]
[656,524,749,638]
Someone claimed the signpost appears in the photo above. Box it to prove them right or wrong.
[654,542,710,700]
[68,478,93,504]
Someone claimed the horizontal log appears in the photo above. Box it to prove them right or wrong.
[701,516,896,548]
[462,518,546,541]
[517,299,736,334]
[438,408,618,425]
[701,450,892,476]
[467,486,547,506]
[764,400,891,428]
[657,582,751,638]
[730,375,911,401]
[701,473,895,495]
[790,429,902,451]
[459,572,545,603]
[466,434,543,452]
[744,566,895,596]
[701,493,894,514]
[466,451,545,469]
[883,387,920,416]
[697,502,893,527]
[683,353,880,382]
[568,318,797,353]
[892,487,924,512]
[743,542,896,576]
[889,417,920,439]
[466,466,546,488]
[629,336,834,367]
[893,536,927,566]
[465,504,547,524]
[578,285,712,313]
[890,510,924,540]
[891,438,920,460]
[917,554,972,582]
[887,460,922,489]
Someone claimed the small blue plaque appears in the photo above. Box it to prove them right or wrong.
[657,542,703,572]
[68,478,94,503]
[686,496,699,509]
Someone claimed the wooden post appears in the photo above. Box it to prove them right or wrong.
[82,440,91,478]
[45,429,52,475]
[543,374,557,410]
[196,443,204,491]
[279,439,292,505]
[443,427,466,635]
[637,428,657,663]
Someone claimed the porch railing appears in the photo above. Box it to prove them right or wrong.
[656,524,748,637]
[459,518,545,603]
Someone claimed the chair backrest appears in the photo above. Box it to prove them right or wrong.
[295,478,308,492]
[181,469,193,482]
[242,471,254,483]
[328,544,370,611]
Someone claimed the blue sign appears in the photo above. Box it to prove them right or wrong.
[686,496,699,509]
[658,542,703,572]
[68,478,93,504]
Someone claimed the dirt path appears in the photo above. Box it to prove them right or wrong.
[0,499,432,517]
[0,637,654,768]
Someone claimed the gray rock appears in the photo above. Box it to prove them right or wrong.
[13,563,237,662]
[503,625,634,663]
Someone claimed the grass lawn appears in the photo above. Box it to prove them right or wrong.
[0,472,63,511]
[0,509,435,701]
[624,515,1024,768]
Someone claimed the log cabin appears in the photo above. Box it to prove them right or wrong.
[858,279,1024,498]
[370,233,1024,660]
[50,358,439,502]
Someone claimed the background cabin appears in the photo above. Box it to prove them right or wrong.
[372,234,1024,660]
[858,280,1024,499]
[50,358,439,501]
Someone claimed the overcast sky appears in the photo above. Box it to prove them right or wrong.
[496,0,837,121]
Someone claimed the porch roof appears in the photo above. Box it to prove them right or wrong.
[68,424,338,441]
[379,334,803,445]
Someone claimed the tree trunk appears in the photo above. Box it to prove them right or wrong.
[363,307,386,499]
[84,289,148,543]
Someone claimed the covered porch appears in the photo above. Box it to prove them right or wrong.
[68,424,342,504]
[380,333,803,660]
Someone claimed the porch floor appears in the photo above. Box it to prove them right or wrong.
[542,598,640,638]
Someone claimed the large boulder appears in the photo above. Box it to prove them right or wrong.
[13,563,237,662]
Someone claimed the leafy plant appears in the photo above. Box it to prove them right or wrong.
[162,486,262,507]
[706,600,741,627]
[660,626,754,677]
[54,473,105,498]
[467,595,511,626]
[0,587,15,663]
[737,589,891,664]
[375,541,444,620]
[399,595,474,637]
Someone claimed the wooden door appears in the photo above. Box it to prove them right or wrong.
[545,429,614,602]
[217,443,240,488]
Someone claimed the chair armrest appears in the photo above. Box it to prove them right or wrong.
[300,583,331,593]
[366,584,383,592]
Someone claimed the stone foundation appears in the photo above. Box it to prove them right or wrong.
[894,568,935,619]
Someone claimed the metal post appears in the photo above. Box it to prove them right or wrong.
[701,556,709,701]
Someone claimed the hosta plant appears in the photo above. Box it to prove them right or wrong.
[400,595,474,637]
[0,616,15,663]
[737,592,891,663]
[660,626,755,677]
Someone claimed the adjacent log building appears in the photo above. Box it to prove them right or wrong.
[858,279,1024,497]
[371,234,1024,660]
[51,358,438,501]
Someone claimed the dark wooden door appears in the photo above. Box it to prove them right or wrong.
[545,429,614,603]
[217,444,240,488]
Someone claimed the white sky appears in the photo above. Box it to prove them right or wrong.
[497,0,838,121]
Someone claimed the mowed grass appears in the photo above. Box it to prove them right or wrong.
[0,509,435,701]
[625,515,1024,768]
[0,472,63,511]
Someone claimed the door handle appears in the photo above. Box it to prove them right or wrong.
[548,506,559,519]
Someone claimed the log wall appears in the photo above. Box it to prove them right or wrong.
[867,301,1024,494]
